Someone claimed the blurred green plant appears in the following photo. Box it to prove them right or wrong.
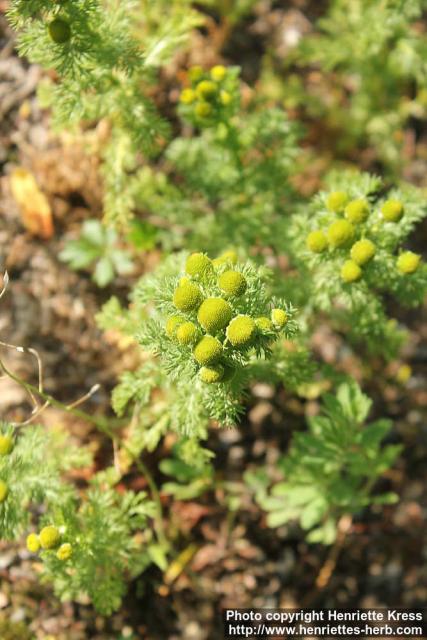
[247,381,401,544]
[59,219,134,287]
[281,0,427,169]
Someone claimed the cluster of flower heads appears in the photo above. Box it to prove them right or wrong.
[179,65,240,127]
[26,525,73,562]
[306,191,423,283]
[165,251,291,384]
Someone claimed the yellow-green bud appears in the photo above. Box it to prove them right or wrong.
[306,230,327,253]
[220,90,232,106]
[166,316,184,339]
[48,18,71,44]
[189,65,203,82]
[344,199,369,224]
[196,80,217,100]
[212,249,238,268]
[199,365,224,383]
[396,364,411,384]
[326,191,348,213]
[210,65,227,81]
[185,252,212,278]
[0,434,13,456]
[180,88,196,104]
[350,239,376,266]
[26,533,40,553]
[173,281,202,312]
[218,270,247,297]
[382,199,404,222]
[194,102,212,118]
[341,260,362,283]
[271,308,288,329]
[0,480,8,503]
[327,219,355,248]
[56,543,73,561]
[176,321,199,346]
[397,251,421,274]
[39,525,61,550]
[226,315,256,347]
[197,298,233,334]
[193,336,223,366]
[255,316,274,332]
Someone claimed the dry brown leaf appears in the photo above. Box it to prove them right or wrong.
[10,167,54,239]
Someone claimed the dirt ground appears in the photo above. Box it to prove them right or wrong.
[0,2,427,638]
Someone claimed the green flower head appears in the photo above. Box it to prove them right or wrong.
[165,315,184,339]
[173,281,203,312]
[255,316,274,332]
[188,65,203,82]
[176,321,199,346]
[341,260,362,283]
[218,270,247,297]
[196,80,217,100]
[350,239,376,266]
[326,191,348,213]
[197,298,233,334]
[344,199,369,224]
[48,18,71,44]
[180,88,196,105]
[0,434,13,456]
[220,90,232,106]
[397,251,421,274]
[199,365,224,383]
[185,252,212,278]
[382,199,404,222]
[57,543,73,561]
[26,533,40,554]
[226,315,256,347]
[327,219,355,248]
[271,308,288,329]
[210,65,227,82]
[0,480,8,503]
[194,102,212,118]
[193,336,223,366]
[39,525,61,550]
[306,230,327,253]
[212,249,238,268]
